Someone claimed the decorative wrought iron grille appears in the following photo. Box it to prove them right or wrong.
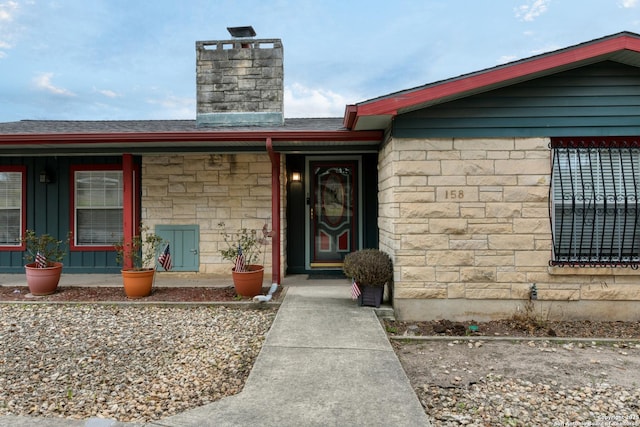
[550,138,640,267]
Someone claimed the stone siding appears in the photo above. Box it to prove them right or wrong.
[195,39,284,127]
[142,154,281,275]
[381,137,640,321]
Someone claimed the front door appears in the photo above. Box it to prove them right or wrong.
[308,159,360,268]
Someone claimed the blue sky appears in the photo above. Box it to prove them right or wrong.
[1,0,639,122]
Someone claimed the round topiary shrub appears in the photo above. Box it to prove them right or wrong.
[343,248,393,287]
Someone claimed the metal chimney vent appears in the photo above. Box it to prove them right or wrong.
[227,26,256,38]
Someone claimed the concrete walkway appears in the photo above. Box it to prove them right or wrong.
[1,283,431,427]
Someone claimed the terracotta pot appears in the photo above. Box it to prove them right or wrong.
[121,269,155,298]
[25,262,63,296]
[231,265,264,297]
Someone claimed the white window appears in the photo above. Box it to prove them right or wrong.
[0,170,23,246]
[74,170,123,246]
[551,140,640,266]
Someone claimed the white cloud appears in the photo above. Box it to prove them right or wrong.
[619,0,638,7]
[95,88,120,98]
[0,1,18,21]
[497,55,519,65]
[284,83,349,118]
[0,1,19,56]
[515,0,550,22]
[32,72,75,96]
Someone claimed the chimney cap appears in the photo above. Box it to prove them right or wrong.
[227,26,256,38]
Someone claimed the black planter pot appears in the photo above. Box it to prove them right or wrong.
[358,284,384,308]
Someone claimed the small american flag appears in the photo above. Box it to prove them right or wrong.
[351,279,361,300]
[234,245,246,272]
[158,243,172,271]
[35,251,47,268]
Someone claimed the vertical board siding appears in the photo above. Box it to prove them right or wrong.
[0,156,126,273]
[394,62,640,138]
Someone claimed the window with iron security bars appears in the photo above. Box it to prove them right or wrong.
[550,138,640,268]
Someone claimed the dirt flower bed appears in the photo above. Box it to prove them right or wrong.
[384,318,640,339]
[0,285,282,303]
[386,314,640,425]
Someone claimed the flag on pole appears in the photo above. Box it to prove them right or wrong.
[35,251,47,268]
[351,279,361,300]
[234,245,246,272]
[158,243,172,271]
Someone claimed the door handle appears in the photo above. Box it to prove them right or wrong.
[190,249,198,254]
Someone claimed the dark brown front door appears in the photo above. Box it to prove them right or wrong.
[309,160,358,267]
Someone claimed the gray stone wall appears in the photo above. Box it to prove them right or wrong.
[196,39,284,127]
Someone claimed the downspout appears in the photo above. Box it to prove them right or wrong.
[266,137,281,286]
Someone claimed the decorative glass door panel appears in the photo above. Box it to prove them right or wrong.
[310,160,358,266]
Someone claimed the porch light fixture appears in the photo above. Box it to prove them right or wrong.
[39,170,52,184]
[291,171,302,182]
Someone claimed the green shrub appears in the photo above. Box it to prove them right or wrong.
[343,248,393,287]
[21,230,69,267]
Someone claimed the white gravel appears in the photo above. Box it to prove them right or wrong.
[0,304,276,423]
[424,375,640,426]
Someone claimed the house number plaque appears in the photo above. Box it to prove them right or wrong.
[436,187,473,201]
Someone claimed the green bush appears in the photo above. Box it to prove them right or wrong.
[21,230,69,267]
[343,249,393,287]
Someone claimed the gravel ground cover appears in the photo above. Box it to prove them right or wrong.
[395,339,640,426]
[0,304,276,423]
[3,286,640,426]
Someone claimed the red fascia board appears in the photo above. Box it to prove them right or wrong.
[0,130,382,145]
[343,105,358,129]
[356,35,640,118]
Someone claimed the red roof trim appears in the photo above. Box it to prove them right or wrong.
[349,33,640,124]
[0,130,382,145]
[343,105,358,129]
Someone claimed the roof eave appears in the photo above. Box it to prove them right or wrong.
[344,32,640,130]
[0,129,382,145]
[0,130,382,155]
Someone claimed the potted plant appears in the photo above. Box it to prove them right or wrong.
[343,248,393,308]
[218,222,267,297]
[21,230,69,296]
[114,225,167,298]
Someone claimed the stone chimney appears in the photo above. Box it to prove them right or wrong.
[196,27,284,127]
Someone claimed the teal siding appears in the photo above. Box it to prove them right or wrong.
[0,156,131,273]
[394,61,640,138]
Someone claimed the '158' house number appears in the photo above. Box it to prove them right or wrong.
[444,190,464,199]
